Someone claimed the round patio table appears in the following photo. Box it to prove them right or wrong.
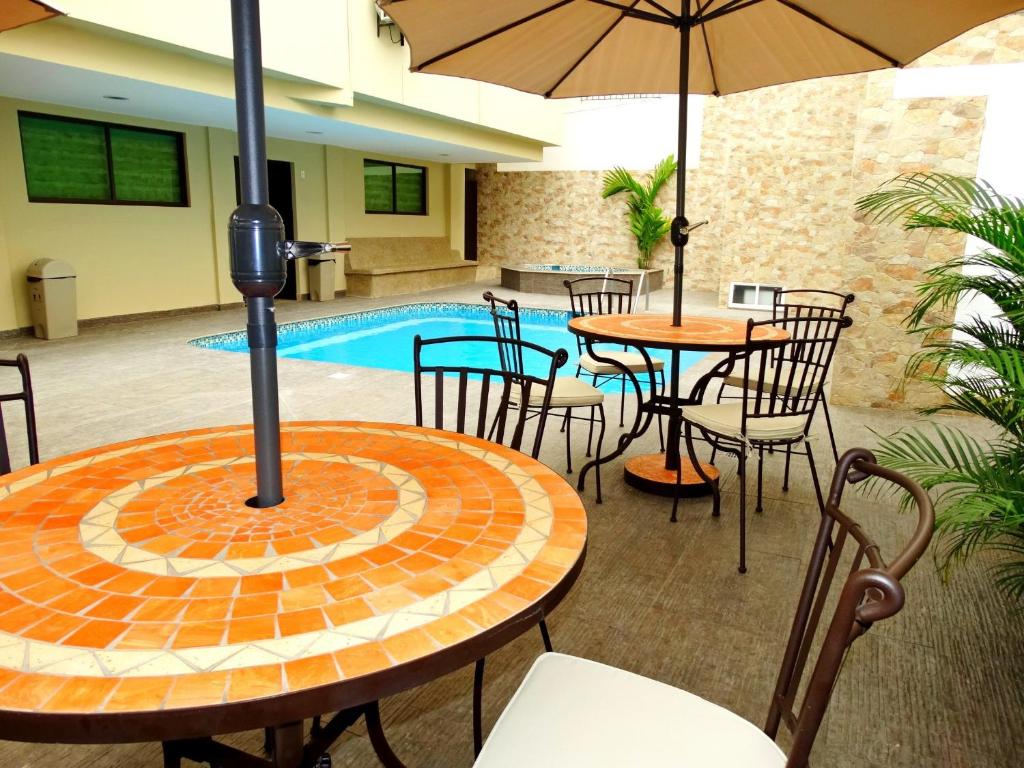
[568,313,790,497]
[0,421,587,767]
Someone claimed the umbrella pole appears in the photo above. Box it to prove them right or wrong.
[229,0,285,508]
[671,16,691,327]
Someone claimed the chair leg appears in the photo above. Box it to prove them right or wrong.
[559,408,569,434]
[593,404,606,504]
[619,375,626,427]
[586,404,596,457]
[783,445,792,492]
[473,658,485,758]
[737,449,748,575]
[805,442,826,514]
[365,701,407,768]
[709,379,727,466]
[756,446,764,514]
[564,408,573,474]
[539,618,553,652]
[671,447,683,523]
[821,397,839,462]
[683,423,720,518]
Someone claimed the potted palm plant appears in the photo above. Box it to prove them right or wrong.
[601,155,678,269]
[856,173,1024,599]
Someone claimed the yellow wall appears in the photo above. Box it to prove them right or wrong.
[0,99,464,332]
[0,97,220,329]
[56,0,350,90]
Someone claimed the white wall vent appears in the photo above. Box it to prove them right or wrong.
[727,282,783,311]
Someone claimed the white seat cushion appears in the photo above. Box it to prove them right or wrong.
[722,365,826,397]
[579,350,665,375]
[475,653,787,768]
[513,377,604,408]
[681,402,805,441]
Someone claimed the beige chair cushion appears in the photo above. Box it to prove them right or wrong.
[474,652,787,768]
[723,364,825,396]
[513,376,603,408]
[681,402,806,441]
[579,349,665,375]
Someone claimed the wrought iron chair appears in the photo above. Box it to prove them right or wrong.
[414,333,568,759]
[483,291,608,502]
[1,354,39,476]
[714,289,854,466]
[564,276,665,446]
[473,448,934,768]
[678,314,853,573]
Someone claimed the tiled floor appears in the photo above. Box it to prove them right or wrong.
[0,282,1021,767]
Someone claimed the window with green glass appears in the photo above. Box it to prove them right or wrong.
[18,112,188,206]
[363,159,426,215]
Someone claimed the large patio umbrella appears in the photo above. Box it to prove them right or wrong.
[0,0,61,32]
[379,0,1024,326]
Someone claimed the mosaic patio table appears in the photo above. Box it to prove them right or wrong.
[568,313,789,497]
[0,421,587,767]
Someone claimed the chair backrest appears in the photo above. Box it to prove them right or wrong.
[0,354,39,476]
[564,276,633,317]
[740,314,852,434]
[765,448,934,767]
[413,334,567,459]
[770,290,854,370]
[773,288,855,318]
[563,277,633,354]
[482,291,525,376]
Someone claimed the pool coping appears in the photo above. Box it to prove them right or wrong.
[188,301,573,350]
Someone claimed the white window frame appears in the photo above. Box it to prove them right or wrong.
[727,282,783,312]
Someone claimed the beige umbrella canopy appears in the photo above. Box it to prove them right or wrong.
[0,0,61,32]
[382,0,1024,98]
[381,0,1024,324]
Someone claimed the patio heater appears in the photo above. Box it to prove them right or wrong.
[229,0,345,508]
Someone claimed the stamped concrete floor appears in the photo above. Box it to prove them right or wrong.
[0,283,1021,767]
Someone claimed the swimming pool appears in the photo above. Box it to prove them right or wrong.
[191,303,705,387]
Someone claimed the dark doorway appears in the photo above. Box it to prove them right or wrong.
[464,168,478,261]
[234,157,298,299]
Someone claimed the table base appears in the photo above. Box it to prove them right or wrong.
[161,703,404,768]
[623,454,720,497]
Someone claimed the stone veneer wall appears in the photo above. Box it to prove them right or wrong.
[477,13,1024,409]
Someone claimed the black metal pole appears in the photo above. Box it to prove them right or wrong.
[664,7,692,473]
[670,8,691,327]
[229,0,285,508]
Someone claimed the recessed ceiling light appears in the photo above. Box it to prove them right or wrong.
[102,95,129,101]
[305,130,324,135]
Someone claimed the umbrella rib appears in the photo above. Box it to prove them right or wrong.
[414,0,576,71]
[642,0,679,20]
[697,0,764,25]
[585,0,678,26]
[773,0,900,66]
[699,20,722,96]
[547,0,646,97]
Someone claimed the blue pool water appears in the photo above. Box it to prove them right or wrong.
[191,303,706,388]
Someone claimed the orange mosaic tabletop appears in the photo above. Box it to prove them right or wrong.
[568,313,790,351]
[0,421,586,741]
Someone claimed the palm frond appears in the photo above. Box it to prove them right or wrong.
[601,167,645,201]
[643,154,677,205]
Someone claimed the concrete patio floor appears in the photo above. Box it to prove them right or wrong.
[0,282,1021,767]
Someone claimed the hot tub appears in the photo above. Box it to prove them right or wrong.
[500,264,665,295]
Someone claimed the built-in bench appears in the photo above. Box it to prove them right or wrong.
[344,237,478,298]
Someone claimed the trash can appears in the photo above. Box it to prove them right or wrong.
[27,258,77,339]
[308,257,336,302]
